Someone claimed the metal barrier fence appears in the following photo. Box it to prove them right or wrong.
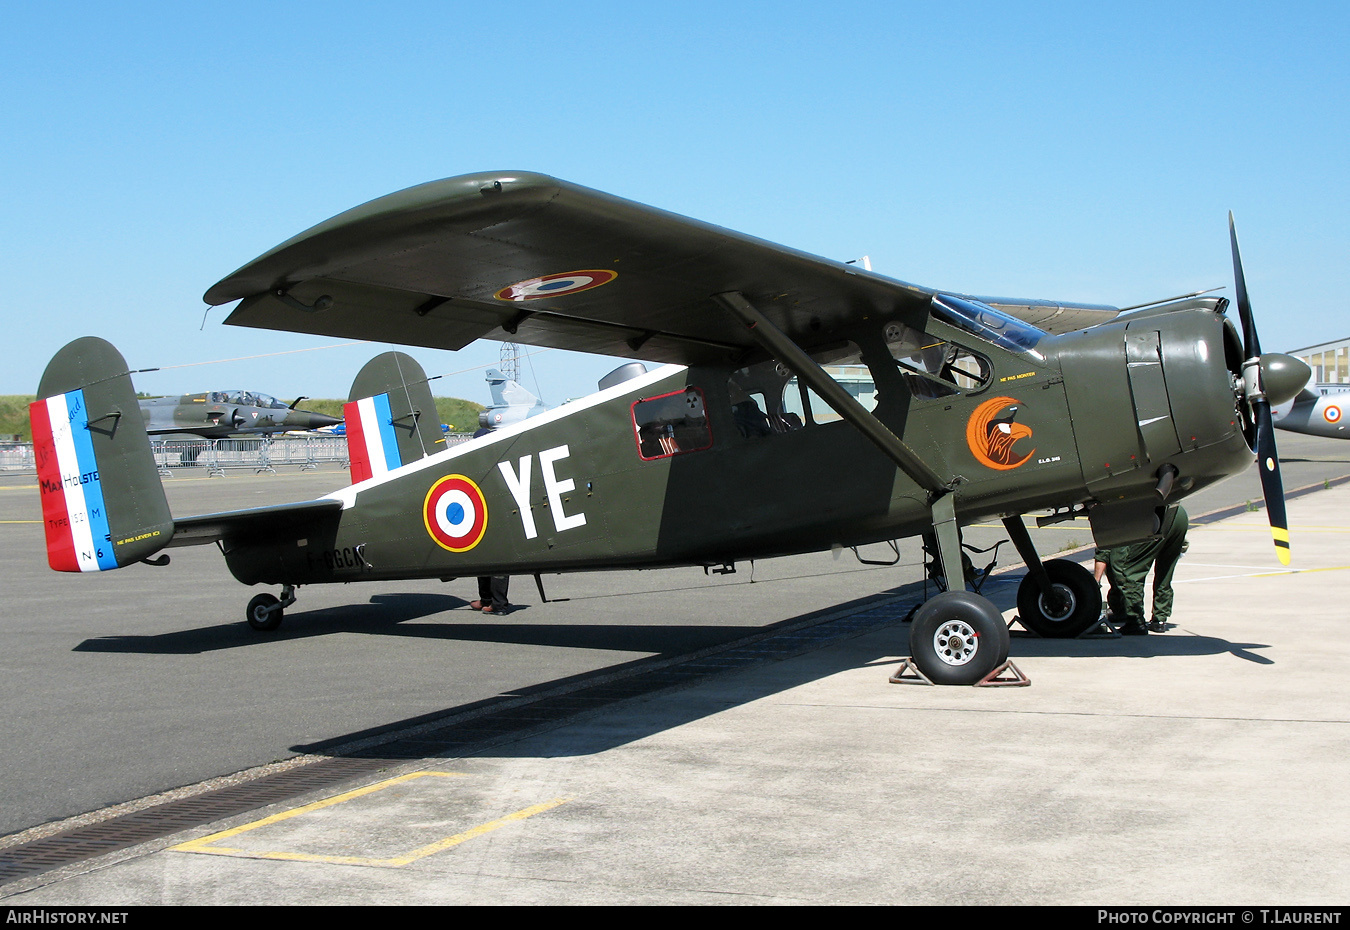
[152,437,347,475]
[0,435,475,476]
[0,443,34,472]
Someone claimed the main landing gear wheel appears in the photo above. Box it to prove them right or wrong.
[909,591,1010,685]
[1015,558,1101,638]
[246,593,283,632]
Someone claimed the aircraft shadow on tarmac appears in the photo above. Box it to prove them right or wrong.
[461,631,1277,761]
[71,592,762,657]
[1004,629,1274,664]
[236,584,1276,761]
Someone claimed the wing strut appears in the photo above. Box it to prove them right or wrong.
[713,291,968,590]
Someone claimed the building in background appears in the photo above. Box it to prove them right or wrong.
[1289,337,1350,394]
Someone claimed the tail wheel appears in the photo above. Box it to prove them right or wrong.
[909,591,1010,685]
[246,593,283,632]
[1015,559,1101,638]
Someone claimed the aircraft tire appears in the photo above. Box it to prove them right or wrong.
[246,593,283,632]
[1015,559,1101,638]
[909,591,1009,685]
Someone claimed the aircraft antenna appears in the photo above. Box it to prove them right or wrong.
[500,342,521,383]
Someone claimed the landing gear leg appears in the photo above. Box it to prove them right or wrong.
[712,291,1008,683]
[930,494,966,594]
[246,584,297,632]
[904,495,1011,684]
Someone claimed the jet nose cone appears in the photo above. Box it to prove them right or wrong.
[290,411,343,431]
[1261,354,1312,408]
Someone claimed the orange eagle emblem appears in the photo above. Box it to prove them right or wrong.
[965,396,1035,471]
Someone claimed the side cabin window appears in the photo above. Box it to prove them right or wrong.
[728,325,993,437]
[728,362,803,438]
[632,387,713,460]
[780,342,874,426]
[730,344,872,433]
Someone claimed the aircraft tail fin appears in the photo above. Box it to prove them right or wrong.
[485,368,542,409]
[30,337,174,572]
[344,351,444,482]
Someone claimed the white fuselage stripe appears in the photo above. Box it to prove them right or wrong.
[324,364,686,508]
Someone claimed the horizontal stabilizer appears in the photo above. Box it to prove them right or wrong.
[168,499,344,548]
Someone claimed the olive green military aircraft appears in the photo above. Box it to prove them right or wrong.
[29,173,1310,685]
[139,390,341,439]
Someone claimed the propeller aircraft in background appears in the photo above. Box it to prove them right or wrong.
[29,174,1309,684]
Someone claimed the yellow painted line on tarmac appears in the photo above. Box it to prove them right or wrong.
[1180,564,1350,583]
[1191,524,1350,533]
[390,797,573,865]
[170,771,571,868]
[1252,564,1350,578]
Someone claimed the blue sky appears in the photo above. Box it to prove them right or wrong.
[3,1,1346,406]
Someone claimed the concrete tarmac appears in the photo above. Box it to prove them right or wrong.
[3,480,1348,904]
[4,432,1337,842]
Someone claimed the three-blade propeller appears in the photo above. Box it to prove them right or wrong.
[1228,212,1291,565]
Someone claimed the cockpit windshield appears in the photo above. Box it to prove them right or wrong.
[209,391,285,408]
[931,294,1046,357]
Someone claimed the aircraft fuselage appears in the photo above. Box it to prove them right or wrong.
[221,308,1254,586]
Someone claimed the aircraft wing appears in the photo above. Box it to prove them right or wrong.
[205,172,1118,367]
[167,499,344,548]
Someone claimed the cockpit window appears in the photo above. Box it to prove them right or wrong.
[210,391,285,408]
[931,294,1046,356]
[884,322,992,395]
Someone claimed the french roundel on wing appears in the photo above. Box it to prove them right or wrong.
[1324,404,1342,424]
[423,475,488,552]
[495,270,617,301]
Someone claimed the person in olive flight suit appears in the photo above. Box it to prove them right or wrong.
[1093,505,1189,635]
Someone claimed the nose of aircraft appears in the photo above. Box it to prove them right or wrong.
[1259,353,1312,407]
[288,410,343,431]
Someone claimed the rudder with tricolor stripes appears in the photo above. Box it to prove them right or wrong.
[344,351,444,482]
[31,337,174,572]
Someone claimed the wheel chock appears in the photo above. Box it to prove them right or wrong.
[888,657,934,685]
[976,660,1030,687]
[890,657,1031,687]
[1010,613,1120,640]
[1081,617,1121,639]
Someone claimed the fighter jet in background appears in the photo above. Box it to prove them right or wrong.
[477,369,548,431]
[1273,387,1349,439]
[139,391,341,440]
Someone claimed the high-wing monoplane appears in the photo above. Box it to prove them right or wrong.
[30,173,1310,685]
[139,391,341,439]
